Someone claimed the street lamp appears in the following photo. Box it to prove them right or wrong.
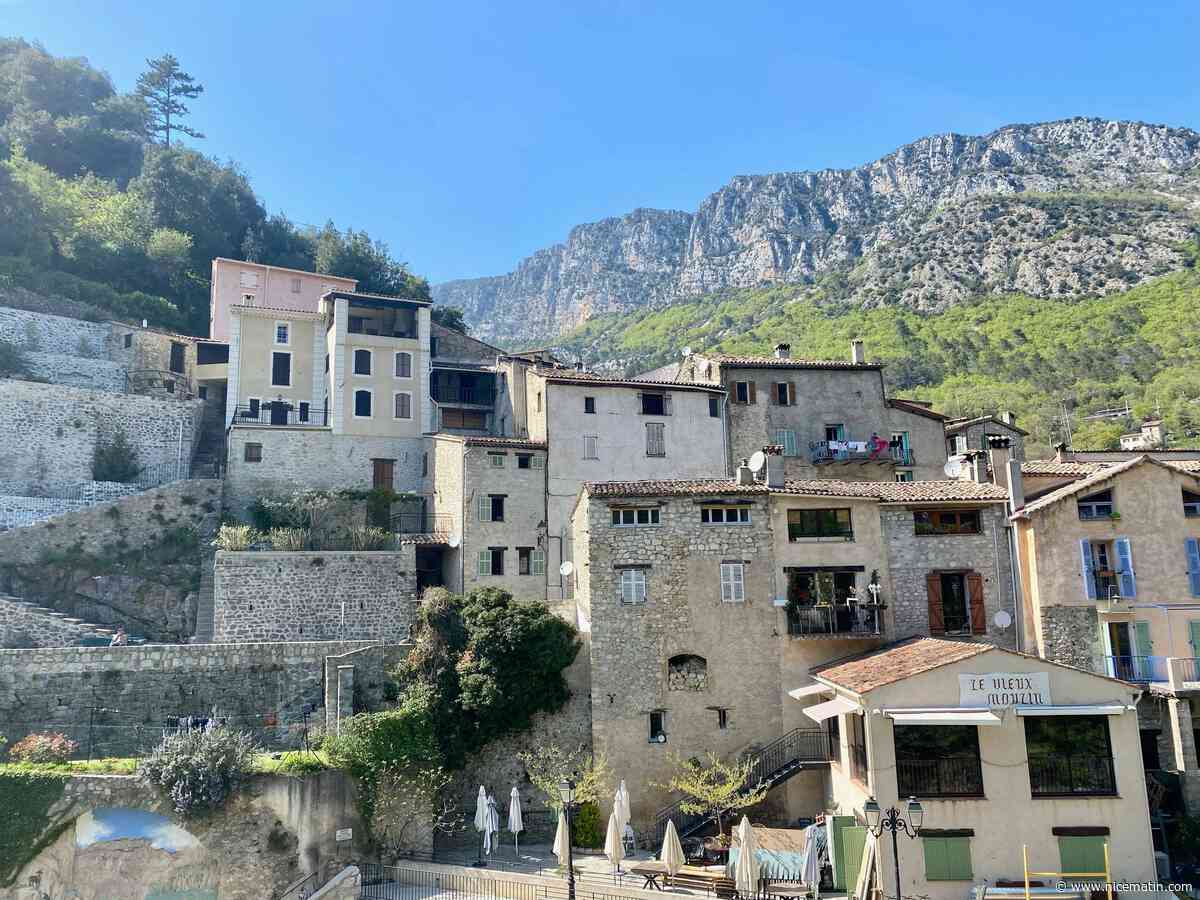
[864,797,924,900]
[559,777,577,900]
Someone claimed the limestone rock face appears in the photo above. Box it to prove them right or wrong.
[433,118,1200,345]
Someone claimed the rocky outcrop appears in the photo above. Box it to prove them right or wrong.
[434,118,1200,345]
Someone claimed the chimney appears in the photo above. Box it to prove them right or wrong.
[987,435,1012,493]
[965,450,988,484]
[1007,458,1025,511]
[1053,441,1068,463]
[764,445,784,490]
[999,410,1017,427]
[774,343,791,360]
[573,360,584,372]
[850,339,865,365]
[735,459,755,486]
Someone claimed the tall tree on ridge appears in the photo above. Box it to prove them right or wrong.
[136,54,204,145]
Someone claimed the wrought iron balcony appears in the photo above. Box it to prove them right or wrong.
[810,439,898,465]
[390,513,454,535]
[232,403,328,427]
[787,603,881,638]
[1102,655,1166,683]
[1028,754,1116,796]
[898,757,985,798]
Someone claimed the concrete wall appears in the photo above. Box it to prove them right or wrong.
[213,550,419,642]
[209,257,355,342]
[0,640,392,757]
[0,379,203,483]
[227,307,322,425]
[882,503,1016,647]
[887,404,948,480]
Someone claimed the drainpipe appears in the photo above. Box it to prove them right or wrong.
[1007,522,1024,654]
[721,392,732,477]
[460,448,471,594]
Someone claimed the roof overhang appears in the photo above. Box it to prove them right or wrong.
[1014,703,1132,716]
[802,696,859,722]
[787,683,833,701]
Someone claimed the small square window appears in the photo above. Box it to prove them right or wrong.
[717,709,729,730]
[519,547,533,575]
[123,333,132,348]
[531,455,545,470]
[517,454,532,469]
[584,397,596,414]
[244,443,263,463]
[291,277,302,293]
[620,568,648,604]
[708,396,720,418]
[489,453,505,468]
[198,386,208,400]
[275,322,290,345]
[583,435,598,459]
[242,293,256,306]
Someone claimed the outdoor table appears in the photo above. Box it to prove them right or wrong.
[629,861,667,890]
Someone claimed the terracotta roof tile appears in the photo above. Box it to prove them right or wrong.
[1015,454,1200,517]
[1020,461,1105,477]
[944,414,1030,436]
[703,353,881,371]
[811,637,995,693]
[583,478,1009,503]
[888,398,948,421]
[539,373,726,392]
[462,437,547,450]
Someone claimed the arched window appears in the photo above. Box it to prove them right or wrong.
[353,349,372,375]
[668,654,708,691]
[354,389,372,418]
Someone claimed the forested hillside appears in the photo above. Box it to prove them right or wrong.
[0,38,429,335]
[558,259,1200,454]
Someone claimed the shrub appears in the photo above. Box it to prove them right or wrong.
[267,527,310,551]
[212,523,260,551]
[8,732,78,764]
[274,751,327,775]
[92,427,141,483]
[137,724,257,815]
[571,800,604,849]
[347,525,391,551]
[0,341,32,378]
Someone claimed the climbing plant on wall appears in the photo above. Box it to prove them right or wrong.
[0,771,69,887]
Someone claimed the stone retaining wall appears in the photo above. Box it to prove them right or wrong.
[0,305,111,356]
[213,550,419,643]
[0,594,107,648]
[23,349,128,391]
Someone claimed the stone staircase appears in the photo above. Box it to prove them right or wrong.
[0,593,147,648]
[190,407,227,478]
[192,551,216,643]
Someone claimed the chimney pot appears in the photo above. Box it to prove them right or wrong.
[850,339,865,365]
[774,343,791,360]
[1053,441,1068,463]
[999,410,1016,427]
[735,459,754,486]
[763,445,785,489]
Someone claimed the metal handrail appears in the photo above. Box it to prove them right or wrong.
[390,513,454,535]
[276,870,318,900]
[232,403,328,427]
[897,757,984,797]
[1028,754,1116,796]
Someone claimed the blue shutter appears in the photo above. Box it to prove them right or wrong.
[1187,538,1200,598]
[1116,538,1136,598]
[1080,539,1097,600]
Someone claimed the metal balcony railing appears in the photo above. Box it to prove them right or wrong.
[810,439,898,464]
[787,604,881,638]
[891,446,915,466]
[1028,754,1116,796]
[390,513,454,535]
[232,404,328,427]
[897,757,985,797]
[1102,655,1167,683]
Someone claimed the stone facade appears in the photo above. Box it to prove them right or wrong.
[0,379,203,483]
[946,416,1027,461]
[882,504,1016,647]
[0,593,113,648]
[0,640,398,757]
[1039,605,1100,671]
[0,479,147,529]
[213,550,419,643]
[0,305,111,357]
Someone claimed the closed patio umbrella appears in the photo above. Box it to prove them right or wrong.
[660,820,685,877]
[484,794,499,855]
[604,809,625,873]
[507,787,524,856]
[553,809,571,868]
[734,816,760,897]
[614,780,631,831]
[472,786,489,864]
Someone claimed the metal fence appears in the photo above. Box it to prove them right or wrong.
[897,757,985,797]
[359,862,657,900]
[1028,754,1117,796]
[232,403,330,427]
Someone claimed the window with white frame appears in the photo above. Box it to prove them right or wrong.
[531,548,546,576]
[241,292,256,306]
[774,429,798,456]
[618,567,648,604]
[583,435,598,459]
[395,352,412,378]
[354,389,372,418]
[701,505,751,524]
[720,562,745,602]
[353,349,372,376]
[393,392,412,419]
[290,277,302,293]
[611,507,660,526]
[489,453,505,468]
[274,321,290,345]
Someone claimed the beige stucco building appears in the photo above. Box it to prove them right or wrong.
[208,257,356,343]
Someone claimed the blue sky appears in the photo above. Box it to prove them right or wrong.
[5,0,1198,283]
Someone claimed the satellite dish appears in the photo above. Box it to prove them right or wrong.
[655,733,667,744]
[748,450,767,474]
[559,561,575,577]
[447,533,461,549]
[943,457,965,478]
[993,610,1013,630]
[681,346,692,357]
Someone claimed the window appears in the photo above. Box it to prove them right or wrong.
[619,567,648,604]
[243,442,263,463]
[354,389,372,418]
[517,454,532,469]
[198,343,229,365]
[611,507,660,526]
[271,351,291,387]
[847,713,868,784]
[247,398,260,419]
[531,548,546,576]
[239,271,258,288]
[298,401,310,423]
[1025,715,1115,796]
[717,708,729,730]
[733,381,754,404]
[1184,490,1200,518]
[1078,489,1114,519]
[198,386,208,400]
[641,392,670,415]
[923,837,974,881]
[324,354,329,372]
[519,547,533,575]
[826,715,841,763]
[583,435,598,459]
[774,429,798,456]
[1188,538,1200,598]
[349,316,367,334]
[584,396,596,414]
[123,333,132,348]
[895,470,915,483]
[646,422,666,457]
[774,382,792,405]
[476,494,505,522]
[393,392,412,419]
[700,506,751,524]
[430,335,438,356]
[895,725,984,797]
[169,341,185,374]
[442,408,488,430]
[787,508,853,541]
[531,455,545,469]
[241,292,256,306]
[477,548,505,576]
[536,391,542,412]
[353,349,372,376]
[274,322,290,345]
[825,423,845,442]
[926,571,985,636]
[649,710,666,742]
[291,277,302,293]
[164,380,175,394]
[421,452,428,478]
[394,352,412,378]
[720,563,745,602]
[488,453,505,468]
[786,570,858,607]
[708,396,721,418]
[914,509,982,535]
[1081,538,1135,600]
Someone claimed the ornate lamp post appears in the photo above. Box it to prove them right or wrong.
[864,796,924,900]
[559,778,578,900]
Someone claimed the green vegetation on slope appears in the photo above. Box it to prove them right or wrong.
[559,257,1200,455]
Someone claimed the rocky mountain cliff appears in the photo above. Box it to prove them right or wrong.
[434,118,1200,346]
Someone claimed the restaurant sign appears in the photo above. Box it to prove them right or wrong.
[959,672,1051,707]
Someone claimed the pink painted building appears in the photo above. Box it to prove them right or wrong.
[208,258,357,341]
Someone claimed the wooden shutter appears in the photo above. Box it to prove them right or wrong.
[788,381,797,405]
[1135,620,1153,656]
[748,381,757,404]
[771,382,781,405]
[1080,539,1097,600]
[728,382,737,404]
[1116,538,1136,598]
[967,572,986,634]
[840,826,868,891]
[924,837,973,881]
[1058,837,1106,876]
[926,573,945,635]
[663,393,673,415]
[1187,539,1200,597]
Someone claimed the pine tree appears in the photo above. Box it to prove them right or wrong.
[136,54,205,145]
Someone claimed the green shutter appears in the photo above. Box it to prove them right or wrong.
[1189,620,1200,656]
[1134,620,1153,656]
[840,826,868,890]
[924,837,973,881]
[1058,837,1106,876]
[826,815,857,889]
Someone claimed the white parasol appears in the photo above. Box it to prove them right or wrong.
[660,820,685,877]
[604,809,625,872]
[733,816,760,897]
[507,786,524,856]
